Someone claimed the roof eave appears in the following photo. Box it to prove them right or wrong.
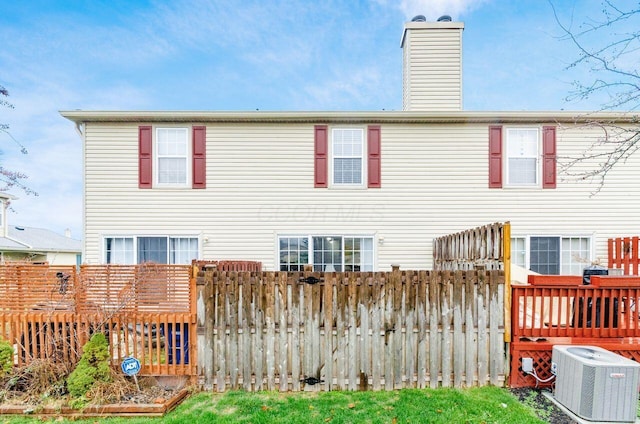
[60,110,640,125]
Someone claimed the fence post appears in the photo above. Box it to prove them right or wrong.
[196,264,214,389]
[503,221,511,343]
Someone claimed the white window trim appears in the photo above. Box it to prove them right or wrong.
[102,234,201,264]
[330,127,367,189]
[511,234,594,275]
[504,127,541,188]
[154,127,191,188]
[277,233,376,271]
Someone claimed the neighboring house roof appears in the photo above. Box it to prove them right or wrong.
[0,225,82,253]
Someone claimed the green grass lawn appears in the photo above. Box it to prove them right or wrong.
[0,386,547,424]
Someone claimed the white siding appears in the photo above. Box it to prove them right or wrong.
[402,22,464,111]
[83,121,640,271]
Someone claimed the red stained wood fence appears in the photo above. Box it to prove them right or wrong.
[609,236,640,275]
[0,264,197,377]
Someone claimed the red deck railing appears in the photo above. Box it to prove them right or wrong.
[510,276,640,388]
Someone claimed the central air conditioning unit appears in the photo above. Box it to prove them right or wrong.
[552,345,640,422]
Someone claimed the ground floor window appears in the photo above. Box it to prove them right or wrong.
[104,236,198,265]
[510,235,591,275]
[279,235,374,272]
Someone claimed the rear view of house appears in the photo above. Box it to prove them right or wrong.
[62,17,640,273]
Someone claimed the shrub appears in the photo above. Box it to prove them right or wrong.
[0,337,13,376]
[66,332,112,398]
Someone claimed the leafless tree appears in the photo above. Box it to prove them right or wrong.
[0,84,35,195]
[551,1,640,193]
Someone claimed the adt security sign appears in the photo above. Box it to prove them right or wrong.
[121,357,141,376]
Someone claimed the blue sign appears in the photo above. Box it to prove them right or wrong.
[121,357,141,376]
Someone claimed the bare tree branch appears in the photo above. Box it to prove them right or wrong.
[551,1,640,193]
[0,84,36,196]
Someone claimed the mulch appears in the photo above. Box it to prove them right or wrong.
[511,388,578,424]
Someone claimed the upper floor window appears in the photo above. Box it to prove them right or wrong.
[506,128,539,186]
[332,128,364,186]
[489,125,556,189]
[156,128,189,186]
[139,126,206,189]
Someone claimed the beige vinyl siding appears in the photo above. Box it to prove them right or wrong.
[402,22,463,111]
[83,121,640,271]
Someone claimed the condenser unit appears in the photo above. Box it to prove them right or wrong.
[552,345,640,422]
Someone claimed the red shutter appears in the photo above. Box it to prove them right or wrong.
[542,126,557,189]
[192,126,206,189]
[138,126,152,189]
[488,125,503,188]
[367,125,381,188]
[314,125,328,188]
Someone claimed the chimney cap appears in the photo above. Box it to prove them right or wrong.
[411,15,426,22]
[437,15,452,22]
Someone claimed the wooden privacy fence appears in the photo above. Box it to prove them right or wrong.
[609,236,640,275]
[197,270,506,392]
[433,222,509,271]
[433,222,511,342]
[0,264,197,376]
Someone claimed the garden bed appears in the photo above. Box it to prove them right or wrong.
[0,386,189,418]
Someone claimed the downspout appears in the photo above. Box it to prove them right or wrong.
[75,121,87,264]
[5,235,32,249]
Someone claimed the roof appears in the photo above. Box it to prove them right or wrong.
[60,110,640,125]
[0,225,82,253]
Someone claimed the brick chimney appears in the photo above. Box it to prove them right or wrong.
[401,15,464,111]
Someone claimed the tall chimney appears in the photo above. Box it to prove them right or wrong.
[401,16,464,111]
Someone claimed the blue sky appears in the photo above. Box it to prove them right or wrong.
[0,0,633,240]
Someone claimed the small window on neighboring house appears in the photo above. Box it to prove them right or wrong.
[278,235,374,271]
[332,129,364,186]
[506,128,539,186]
[156,128,189,186]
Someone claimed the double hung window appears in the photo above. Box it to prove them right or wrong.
[156,128,189,186]
[506,128,539,186]
[332,129,364,186]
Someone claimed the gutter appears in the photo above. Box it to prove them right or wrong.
[60,110,640,125]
